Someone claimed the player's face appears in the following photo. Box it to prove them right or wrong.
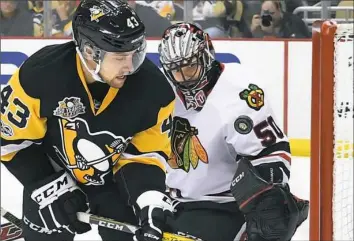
[99,51,135,88]
[171,59,202,83]
[0,1,17,14]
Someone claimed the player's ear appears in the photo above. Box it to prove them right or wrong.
[82,44,94,61]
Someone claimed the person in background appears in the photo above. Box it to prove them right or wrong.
[250,0,310,38]
[29,0,76,37]
[28,0,44,37]
[0,0,33,36]
[135,1,175,21]
[51,0,76,37]
[335,0,354,20]
[127,0,172,37]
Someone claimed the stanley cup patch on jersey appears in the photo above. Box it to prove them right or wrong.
[239,84,265,111]
[0,120,14,137]
[53,97,86,119]
[168,117,208,172]
[53,117,131,185]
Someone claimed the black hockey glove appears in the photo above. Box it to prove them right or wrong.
[133,190,174,241]
[23,170,91,234]
[230,158,309,241]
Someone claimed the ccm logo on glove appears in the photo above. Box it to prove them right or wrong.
[31,173,75,205]
[231,171,245,187]
[144,233,159,240]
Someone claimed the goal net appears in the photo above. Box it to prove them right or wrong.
[310,21,353,241]
[333,23,353,241]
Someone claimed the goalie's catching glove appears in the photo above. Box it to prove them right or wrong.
[230,158,309,241]
[134,190,174,241]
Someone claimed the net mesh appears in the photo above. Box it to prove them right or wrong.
[333,23,353,241]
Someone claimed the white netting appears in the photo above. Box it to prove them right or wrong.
[333,23,354,241]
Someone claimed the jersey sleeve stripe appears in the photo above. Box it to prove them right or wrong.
[125,143,169,161]
[255,141,291,157]
[1,140,41,157]
[250,153,291,174]
[112,152,166,174]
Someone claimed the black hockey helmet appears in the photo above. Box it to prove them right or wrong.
[73,0,146,53]
[72,0,147,80]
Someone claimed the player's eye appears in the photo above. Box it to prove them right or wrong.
[189,63,198,68]
[172,69,181,73]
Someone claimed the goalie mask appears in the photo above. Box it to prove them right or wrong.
[159,23,219,111]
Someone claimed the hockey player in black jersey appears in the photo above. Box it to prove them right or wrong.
[0,1,175,241]
[158,23,309,241]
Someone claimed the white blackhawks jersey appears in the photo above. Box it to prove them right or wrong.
[165,63,291,203]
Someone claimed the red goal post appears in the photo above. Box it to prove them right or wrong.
[310,20,353,241]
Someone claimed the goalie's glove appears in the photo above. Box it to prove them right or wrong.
[23,170,91,234]
[134,190,174,241]
[230,158,309,241]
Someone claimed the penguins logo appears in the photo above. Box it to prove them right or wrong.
[89,5,105,21]
[168,117,208,172]
[53,118,131,185]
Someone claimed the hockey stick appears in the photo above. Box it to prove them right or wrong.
[1,207,22,228]
[77,212,201,241]
[1,207,23,241]
[1,207,200,241]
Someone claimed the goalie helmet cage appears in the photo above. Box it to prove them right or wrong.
[310,20,353,241]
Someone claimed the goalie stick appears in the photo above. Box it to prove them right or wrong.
[1,207,201,241]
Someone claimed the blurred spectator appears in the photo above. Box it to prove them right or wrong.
[28,0,76,37]
[51,1,76,37]
[283,0,305,13]
[171,0,184,21]
[193,1,230,37]
[250,0,310,38]
[0,0,33,36]
[127,0,172,37]
[28,0,44,36]
[241,0,263,30]
[136,1,175,20]
[190,1,252,38]
[336,0,354,19]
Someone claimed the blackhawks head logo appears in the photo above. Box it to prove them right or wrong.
[168,117,208,172]
[239,84,264,111]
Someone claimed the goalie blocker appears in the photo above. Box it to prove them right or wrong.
[230,158,309,241]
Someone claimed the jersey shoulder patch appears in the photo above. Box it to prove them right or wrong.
[221,63,265,111]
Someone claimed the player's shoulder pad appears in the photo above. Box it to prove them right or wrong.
[134,58,175,108]
[18,41,77,99]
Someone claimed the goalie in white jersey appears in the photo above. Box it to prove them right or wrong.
[158,23,309,241]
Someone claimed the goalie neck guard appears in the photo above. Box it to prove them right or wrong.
[159,23,222,111]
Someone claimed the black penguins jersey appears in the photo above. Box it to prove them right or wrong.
[1,41,175,200]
